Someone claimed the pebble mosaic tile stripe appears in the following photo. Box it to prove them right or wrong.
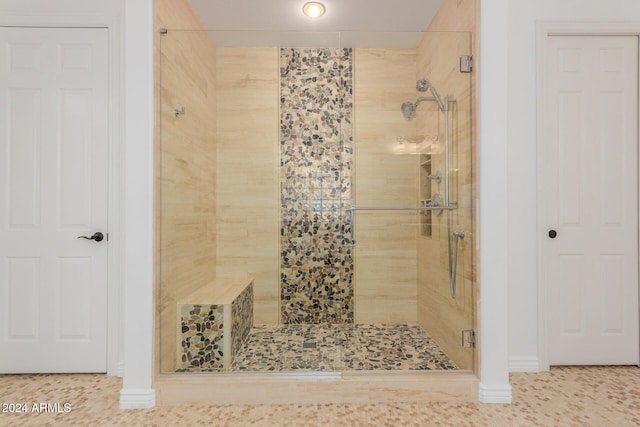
[279,47,354,324]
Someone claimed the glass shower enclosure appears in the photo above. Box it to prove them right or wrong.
[157,30,475,376]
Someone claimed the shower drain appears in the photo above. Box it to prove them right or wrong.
[302,342,317,349]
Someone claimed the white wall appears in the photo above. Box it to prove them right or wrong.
[477,0,511,403]
[506,0,640,371]
[119,0,155,409]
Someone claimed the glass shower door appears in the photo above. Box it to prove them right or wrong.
[343,30,475,372]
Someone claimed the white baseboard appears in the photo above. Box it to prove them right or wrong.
[509,357,540,372]
[478,383,512,404]
[119,389,156,409]
[106,360,124,378]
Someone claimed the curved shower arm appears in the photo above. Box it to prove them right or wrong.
[414,96,445,113]
[417,78,446,112]
[428,86,446,112]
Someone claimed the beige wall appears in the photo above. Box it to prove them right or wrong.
[155,0,217,373]
[216,47,424,326]
[353,49,419,323]
[428,0,478,32]
[417,0,477,370]
[215,46,427,326]
[215,47,280,324]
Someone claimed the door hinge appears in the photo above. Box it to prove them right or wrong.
[460,55,473,73]
[462,330,476,348]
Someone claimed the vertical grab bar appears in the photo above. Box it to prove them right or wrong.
[443,97,465,299]
[447,211,454,297]
[448,212,465,299]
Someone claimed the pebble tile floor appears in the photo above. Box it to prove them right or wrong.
[2,366,639,426]
[228,324,457,372]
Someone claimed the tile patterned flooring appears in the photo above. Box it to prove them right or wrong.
[229,324,457,372]
[2,366,639,426]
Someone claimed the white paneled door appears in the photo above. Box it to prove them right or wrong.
[542,35,639,365]
[0,28,109,373]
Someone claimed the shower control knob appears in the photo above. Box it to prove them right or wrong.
[548,230,557,239]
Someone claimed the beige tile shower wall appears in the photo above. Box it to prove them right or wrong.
[353,49,419,324]
[215,48,280,324]
[417,0,477,371]
[155,0,217,373]
[427,0,477,32]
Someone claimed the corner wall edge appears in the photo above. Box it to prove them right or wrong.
[119,389,156,409]
[478,383,512,404]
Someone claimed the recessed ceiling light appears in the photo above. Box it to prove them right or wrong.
[302,2,326,18]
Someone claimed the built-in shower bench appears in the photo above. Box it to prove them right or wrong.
[177,278,253,371]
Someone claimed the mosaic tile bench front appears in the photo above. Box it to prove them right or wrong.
[177,279,253,371]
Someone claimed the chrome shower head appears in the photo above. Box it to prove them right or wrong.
[416,79,430,92]
[402,78,447,119]
[401,101,415,119]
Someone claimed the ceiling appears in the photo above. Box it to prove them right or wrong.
[187,0,445,32]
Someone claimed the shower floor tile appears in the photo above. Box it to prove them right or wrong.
[229,323,458,372]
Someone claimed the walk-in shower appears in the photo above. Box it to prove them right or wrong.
[157,29,475,379]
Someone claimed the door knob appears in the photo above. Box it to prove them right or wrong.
[77,232,104,242]
[548,230,557,239]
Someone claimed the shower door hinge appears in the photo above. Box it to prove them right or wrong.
[460,55,473,73]
[462,330,476,348]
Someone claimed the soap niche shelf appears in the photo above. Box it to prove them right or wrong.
[420,153,432,237]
